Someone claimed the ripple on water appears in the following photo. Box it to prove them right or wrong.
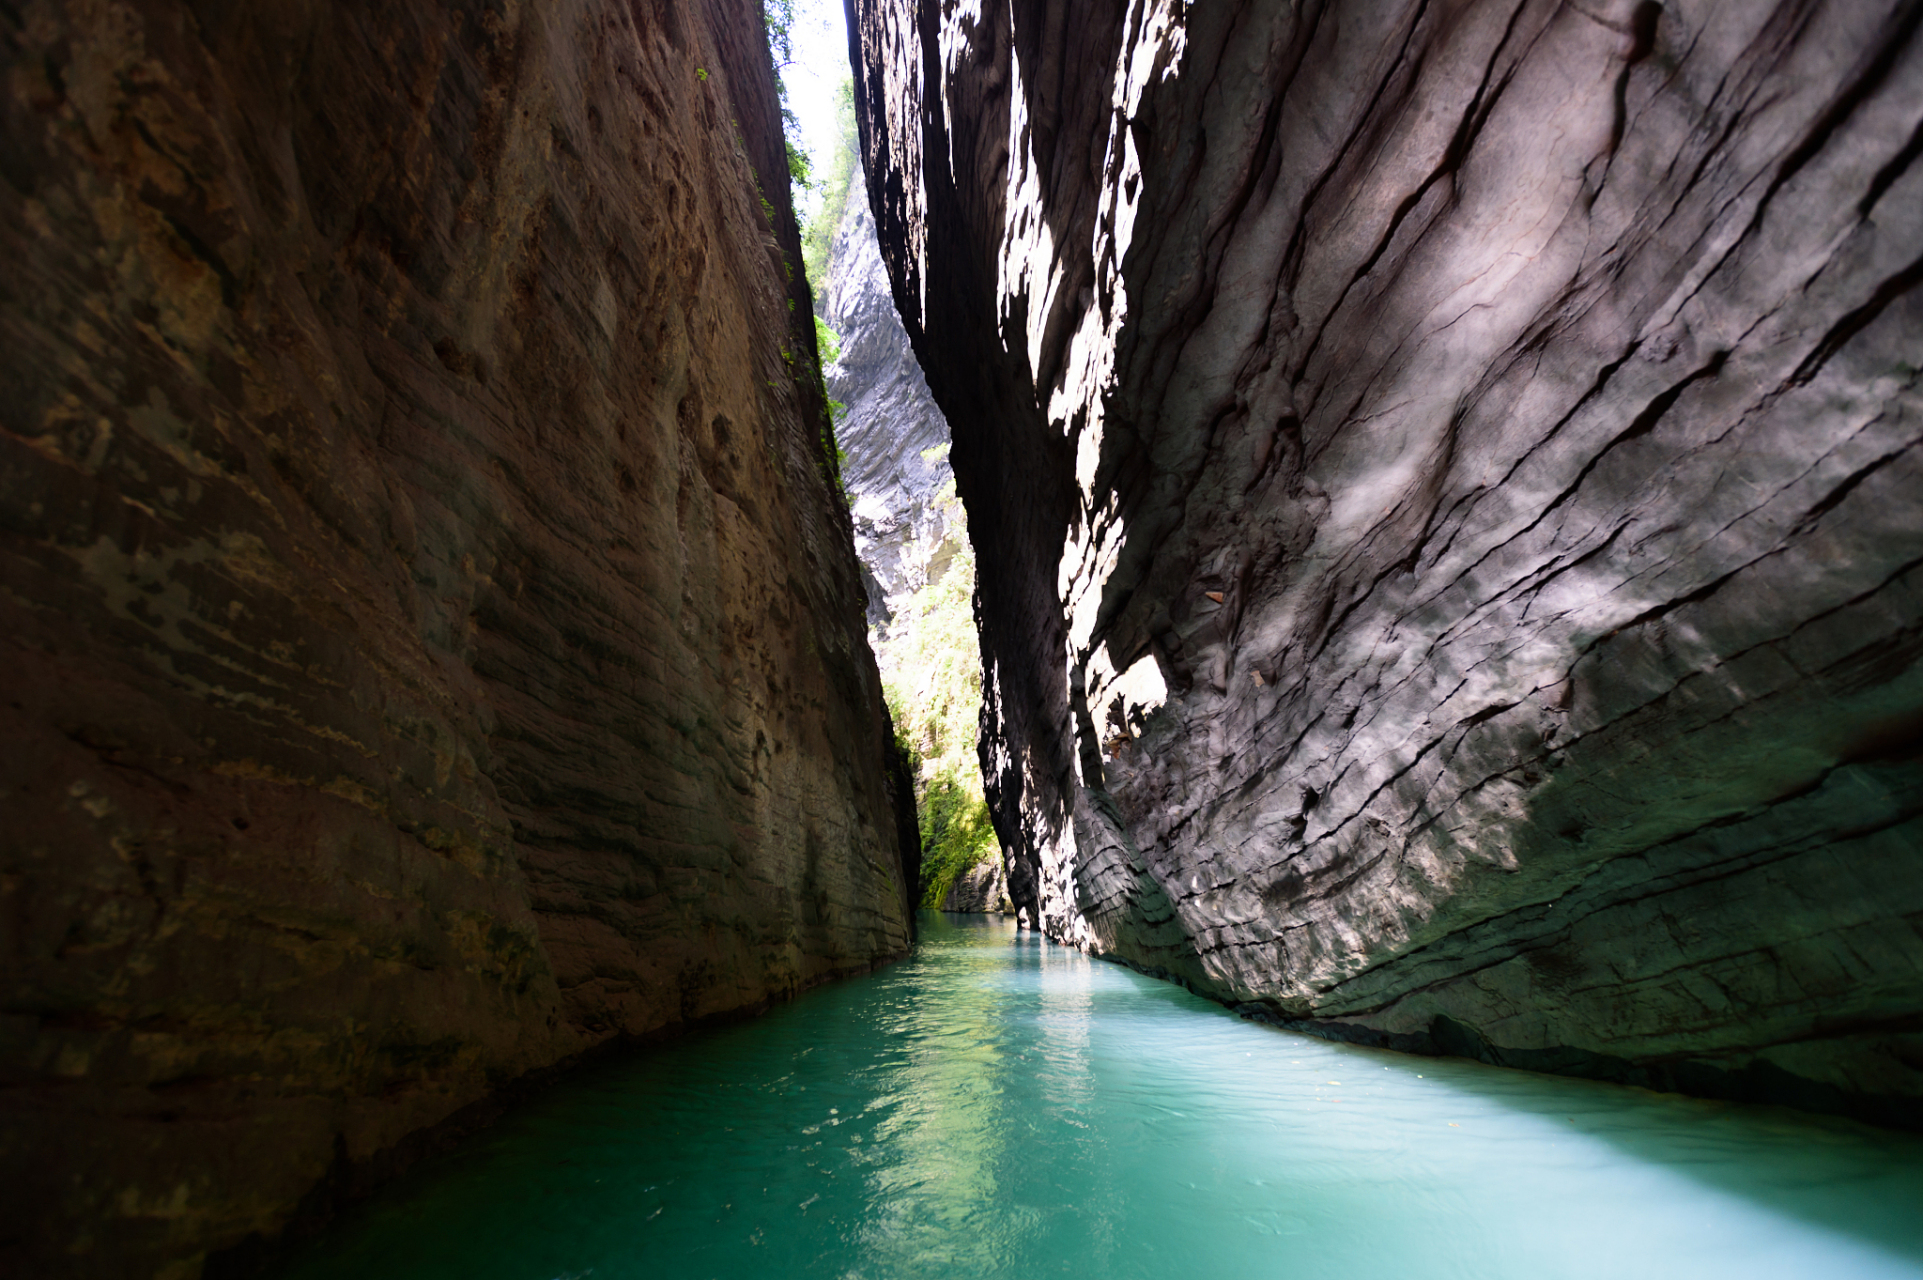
[277,913,1923,1280]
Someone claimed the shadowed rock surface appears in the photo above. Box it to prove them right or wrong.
[0,1,914,1274]
[822,174,958,633]
[851,0,1923,1126]
[940,857,1011,915]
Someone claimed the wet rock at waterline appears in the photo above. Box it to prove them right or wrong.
[0,2,913,1275]
[822,175,960,634]
[851,0,1923,1126]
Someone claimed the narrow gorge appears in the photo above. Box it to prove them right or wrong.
[2,0,1920,1276]
[814,111,1010,916]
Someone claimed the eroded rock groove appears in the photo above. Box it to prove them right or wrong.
[851,0,1923,1127]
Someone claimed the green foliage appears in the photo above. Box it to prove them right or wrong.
[786,138,813,190]
[763,0,797,64]
[916,775,998,909]
[800,79,859,303]
[878,530,997,908]
[764,0,815,215]
[806,319,847,502]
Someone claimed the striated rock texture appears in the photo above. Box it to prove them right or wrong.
[822,172,959,633]
[940,857,1011,915]
[852,0,1923,1125]
[0,0,914,1274]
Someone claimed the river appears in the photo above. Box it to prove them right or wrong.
[277,912,1923,1279]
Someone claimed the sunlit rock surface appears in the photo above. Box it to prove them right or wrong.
[0,1,914,1273]
[822,175,958,633]
[851,0,1923,1125]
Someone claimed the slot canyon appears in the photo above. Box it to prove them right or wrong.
[2,0,1920,1276]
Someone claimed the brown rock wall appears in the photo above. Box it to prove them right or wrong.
[0,1,912,1274]
[853,0,1923,1126]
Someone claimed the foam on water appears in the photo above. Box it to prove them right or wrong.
[279,913,1923,1280]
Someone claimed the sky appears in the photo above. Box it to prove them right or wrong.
[778,0,856,223]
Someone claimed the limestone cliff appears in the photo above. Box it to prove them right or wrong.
[940,857,1011,915]
[822,173,958,633]
[0,1,914,1274]
[852,0,1923,1126]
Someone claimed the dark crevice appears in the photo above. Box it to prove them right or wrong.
[1413,338,1642,588]
[1858,109,1923,217]
[1276,0,1431,297]
[1792,440,1920,534]
[1292,0,1531,385]
[1608,2,1663,157]
[1789,251,1923,386]
[1521,349,1727,533]
[1742,0,1923,244]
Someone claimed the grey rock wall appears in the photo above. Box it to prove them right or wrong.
[940,858,1012,915]
[851,0,1923,1126]
[822,175,959,633]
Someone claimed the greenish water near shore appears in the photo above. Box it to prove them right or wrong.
[279,913,1923,1279]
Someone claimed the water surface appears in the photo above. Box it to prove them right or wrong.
[281,913,1923,1279]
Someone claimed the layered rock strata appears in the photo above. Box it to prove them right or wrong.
[852,0,1923,1125]
[0,1,914,1274]
[822,173,960,633]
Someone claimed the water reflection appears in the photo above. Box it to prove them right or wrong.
[277,912,1923,1280]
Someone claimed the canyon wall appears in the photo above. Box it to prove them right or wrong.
[940,857,1011,915]
[0,1,915,1274]
[852,0,1923,1126]
[823,173,959,633]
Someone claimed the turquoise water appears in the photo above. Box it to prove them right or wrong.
[280,913,1923,1280]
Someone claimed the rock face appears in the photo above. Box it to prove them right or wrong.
[822,174,958,632]
[0,1,914,1274]
[851,0,1923,1126]
[940,858,1011,915]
